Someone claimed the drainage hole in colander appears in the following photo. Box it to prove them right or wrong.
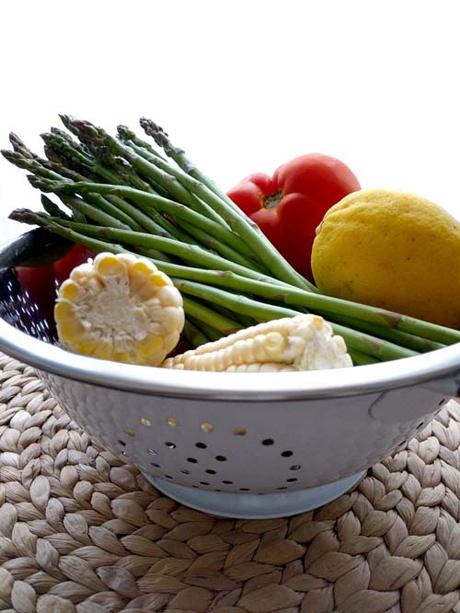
[215,455,227,462]
[205,469,216,475]
[118,440,126,446]
[222,480,233,485]
[201,422,214,432]
[187,457,198,463]
[277,486,287,490]
[195,442,207,449]
[289,465,301,471]
[140,417,151,427]
[148,448,158,456]
[164,441,176,449]
[233,427,247,436]
[180,469,190,475]
[200,481,210,486]
[287,478,298,482]
[167,417,178,427]
[281,450,293,457]
[165,475,173,479]
[151,462,161,468]
[262,438,274,446]
[239,487,250,491]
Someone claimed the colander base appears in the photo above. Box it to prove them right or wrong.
[143,470,366,519]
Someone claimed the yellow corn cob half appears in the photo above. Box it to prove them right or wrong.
[55,252,184,365]
[163,314,352,372]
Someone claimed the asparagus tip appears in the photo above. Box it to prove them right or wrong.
[27,174,58,192]
[9,132,25,149]
[43,144,63,164]
[50,126,74,142]
[8,132,36,159]
[8,208,42,225]
[40,132,52,144]
[140,117,175,155]
[1,149,19,163]
[59,114,73,129]
[41,194,70,219]
[140,117,166,140]
[117,124,136,141]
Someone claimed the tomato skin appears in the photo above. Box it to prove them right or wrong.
[228,154,360,280]
[53,244,93,286]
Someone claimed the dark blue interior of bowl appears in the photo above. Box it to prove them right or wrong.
[0,229,79,343]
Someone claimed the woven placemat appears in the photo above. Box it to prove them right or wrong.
[1,354,460,613]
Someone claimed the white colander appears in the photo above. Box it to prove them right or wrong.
[2,318,458,518]
[1,231,459,518]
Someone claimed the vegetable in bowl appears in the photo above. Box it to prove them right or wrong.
[3,115,460,369]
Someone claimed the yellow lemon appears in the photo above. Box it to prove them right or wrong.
[311,189,460,328]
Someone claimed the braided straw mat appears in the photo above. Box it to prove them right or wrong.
[1,354,460,613]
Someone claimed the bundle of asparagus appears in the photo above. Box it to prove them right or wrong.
[3,115,460,365]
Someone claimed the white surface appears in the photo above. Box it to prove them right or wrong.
[1,0,460,242]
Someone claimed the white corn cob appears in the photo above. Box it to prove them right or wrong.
[163,314,352,372]
[55,252,184,365]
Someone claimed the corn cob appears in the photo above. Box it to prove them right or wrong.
[162,314,352,372]
[55,252,184,365]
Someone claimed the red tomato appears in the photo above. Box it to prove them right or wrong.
[228,154,360,280]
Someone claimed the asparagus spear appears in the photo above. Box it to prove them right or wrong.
[119,136,227,227]
[1,149,71,182]
[8,210,431,363]
[60,115,206,210]
[62,116,313,291]
[117,124,168,161]
[27,177,259,260]
[11,207,460,349]
[182,319,211,348]
[139,117,245,218]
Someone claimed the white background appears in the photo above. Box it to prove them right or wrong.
[1,0,460,242]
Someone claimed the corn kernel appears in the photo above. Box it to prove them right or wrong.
[95,253,126,277]
[59,280,80,302]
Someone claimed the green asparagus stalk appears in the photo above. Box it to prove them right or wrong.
[11,208,460,350]
[119,136,226,227]
[117,124,168,161]
[181,297,242,335]
[27,177,258,260]
[140,117,246,218]
[181,319,210,347]
[60,115,207,211]
[177,220,268,272]
[62,116,313,290]
[130,259,460,347]
[188,318,226,342]
[136,129,315,290]
[12,210,282,285]
[1,149,71,182]
[8,210,441,363]
[40,195,71,220]
[173,279,416,361]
